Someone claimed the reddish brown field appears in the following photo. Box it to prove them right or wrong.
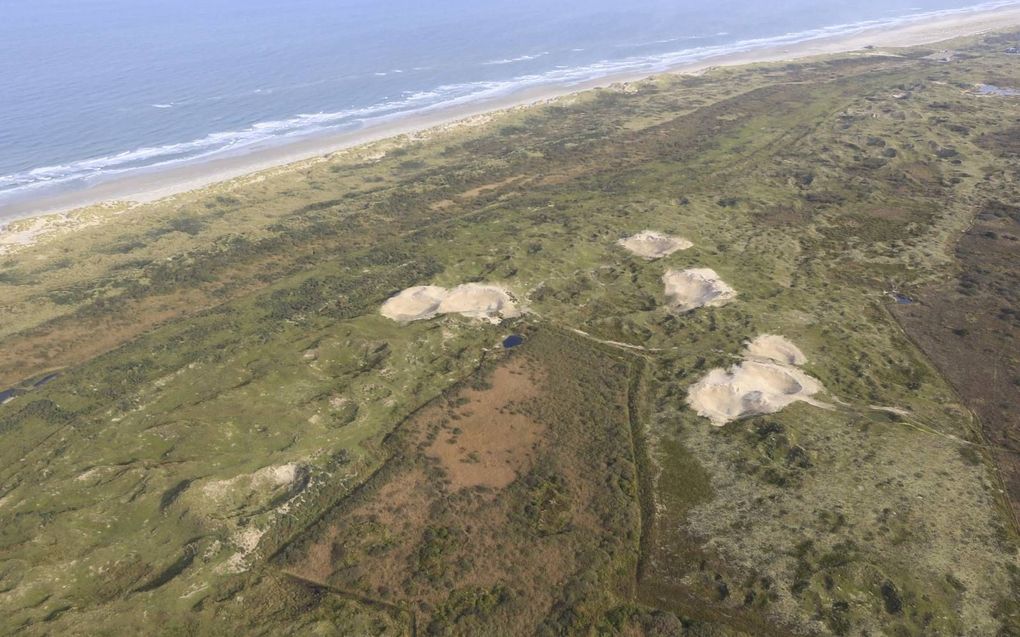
[280,331,643,634]
[892,200,1020,529]
[425,363,545,490]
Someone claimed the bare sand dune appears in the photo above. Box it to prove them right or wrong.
[744,334,807,365]
[662,268,737,313]
[688,336,827,426]
[378,286,448,322]
[381,283,519,324]
[617,230,693,259]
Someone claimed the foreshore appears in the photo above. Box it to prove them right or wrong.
[3,3,1020,226]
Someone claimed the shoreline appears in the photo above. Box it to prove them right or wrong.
[3,4,1020,227]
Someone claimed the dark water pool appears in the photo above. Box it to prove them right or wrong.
[0,372,61,406]
[503,335,524,349]
[976,84,1020,97]
[893,293,913,304]
[33,373,60,388]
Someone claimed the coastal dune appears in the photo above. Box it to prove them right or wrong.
[618,230,693,259]
[380,284,520,324]
[662,268,737,313]
[687,335,828,425]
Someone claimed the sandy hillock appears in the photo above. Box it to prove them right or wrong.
[617,230,693,259]
[744,334,807,365]
[687,335,826,426]
[381,283,519,324]
[662,268,737,312]
[378,286,448,322]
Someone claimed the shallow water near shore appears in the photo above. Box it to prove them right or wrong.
[0,0,1015,218]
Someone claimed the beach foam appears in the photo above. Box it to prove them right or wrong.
[4,1,1016,215]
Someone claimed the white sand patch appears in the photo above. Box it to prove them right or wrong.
[0,218,50,254]
[744,334,807,366]
[0,210,111,256]
[379,285,447,322]
[381,283,519,324]
[202,462,302,500]
[234,526,265,553]
[218,527,267,574]
[258,463,299,487]
[75,467,104,482]
[688,336,828,426]
[439,284,518,321]
[617,230,693,259]
[201,464,303,574]
[180,583,210,599]
[662,268,737,313]
[870,405,911,417]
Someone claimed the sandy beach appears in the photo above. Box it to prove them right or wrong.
[3,3,1019,226]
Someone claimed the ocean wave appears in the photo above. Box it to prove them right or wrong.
[483,52,549,66]
[2,0,1014,201]
[0,88,454,196]
[616,34,708,49]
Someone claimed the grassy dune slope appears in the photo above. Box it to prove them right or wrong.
[1,33,1019,636]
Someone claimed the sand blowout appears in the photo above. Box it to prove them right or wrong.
[381,283,520,324]
[663,268,737,313]
[617,230,693,259]
[687,335,827,426]
[744,334,807,366]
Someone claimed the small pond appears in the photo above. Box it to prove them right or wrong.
[976,84,1020,97]
[0,372,61,406]
[34,373,60,388]
[502,335,524,349]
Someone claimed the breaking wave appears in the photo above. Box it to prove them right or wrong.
[1,0,1013,203]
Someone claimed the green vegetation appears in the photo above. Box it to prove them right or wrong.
[1,32,1019,635]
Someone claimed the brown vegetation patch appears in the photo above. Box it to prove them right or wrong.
[978,125,1020,157]
[756,205,812,227]
[538,172,577,186]
[277,329,643,634]
[456,175,524,200]
[297,467,432,585]
[424,360,544,490]
[891,199,1020,525]
[864,205,910,220]
[0,290,204,388]
[898,161,944,189]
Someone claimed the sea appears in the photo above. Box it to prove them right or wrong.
[0,0,1014,216]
